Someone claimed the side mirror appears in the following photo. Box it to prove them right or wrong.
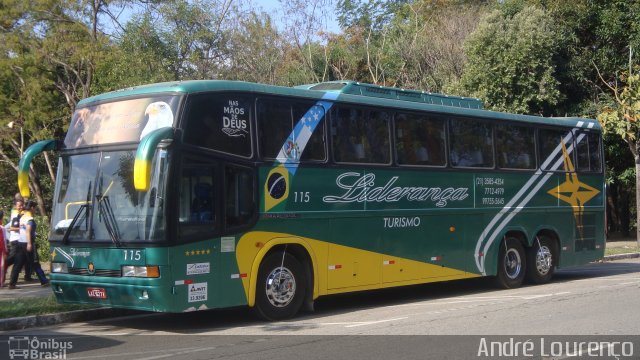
[18,140,59,197]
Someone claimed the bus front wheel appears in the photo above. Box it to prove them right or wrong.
[254,251,306,321]
[525,236,557,284]
[495,237,526,289]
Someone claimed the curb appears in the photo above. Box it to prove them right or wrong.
[602,252,640,261]
[0,308,139,332]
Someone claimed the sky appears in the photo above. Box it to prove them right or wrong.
[253,0,341,34]
[104,1,341,38]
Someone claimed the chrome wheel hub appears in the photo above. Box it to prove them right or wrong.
[504,248,522,280]
[265,266,296,308]
[535,245,552,275]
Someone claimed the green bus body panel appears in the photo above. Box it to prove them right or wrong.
[47,80,604,313]
[50,244,247,312]
[257,166,605,275]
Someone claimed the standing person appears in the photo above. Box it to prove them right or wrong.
[7,200,28,289]
[20,200,48,286]
[0,210,6,288]
[13,193,34,281]
[4,199,24,286]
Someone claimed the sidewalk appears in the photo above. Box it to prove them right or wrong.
[0,280,52,302]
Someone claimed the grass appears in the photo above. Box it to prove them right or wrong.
[0,295,97,319]
[605,245,640,256]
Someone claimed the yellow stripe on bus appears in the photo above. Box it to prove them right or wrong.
[236,231,478,307]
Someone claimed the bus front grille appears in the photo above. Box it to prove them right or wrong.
[67,268,122,277]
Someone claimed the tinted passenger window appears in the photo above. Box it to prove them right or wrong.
[395,113,446,166]
[257,99,326,162]
[449,118,494,168]
[179,165,215,224]
[332,107,391,164]
[178,158,217,242]
[183,94,252,157]
[538,129,571,171]
[496,124,535,169]
[576,132,602,172]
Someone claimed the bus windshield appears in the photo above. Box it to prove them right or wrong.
[50,149,168,243]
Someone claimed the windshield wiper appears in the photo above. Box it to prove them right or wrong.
[61,204,90,245]
[97,194,123,247]
[61,181,92,245]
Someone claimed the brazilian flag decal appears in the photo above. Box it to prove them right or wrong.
[264,165,290,212]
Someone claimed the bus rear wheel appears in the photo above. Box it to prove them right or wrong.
[525,236,557,284]
[495,237,526,289]
[254,251,306,321]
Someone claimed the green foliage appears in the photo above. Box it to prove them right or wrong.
[337,0,409,31]
[224,12,285,84]
[459,5,563,115]
[35,215,51,262]
[92,15,175,94]
[598,71,640,143]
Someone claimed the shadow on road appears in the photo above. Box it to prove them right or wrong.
[74,260,640,334]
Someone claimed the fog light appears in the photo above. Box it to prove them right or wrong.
[140,290,149,300]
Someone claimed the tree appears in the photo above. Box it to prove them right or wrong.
[597,58,640,245]
[92,13,175,93]
[276,0,335,83]
[224,11,285,84]
[388,0,487,92]
[458,5,564,115]
[336,0,408,31]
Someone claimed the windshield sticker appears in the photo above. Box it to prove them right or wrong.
[188,282,208,303]
[139,102,174,139]
[65,96,178,148]
[186,262,210,275]
[222,100,248,137]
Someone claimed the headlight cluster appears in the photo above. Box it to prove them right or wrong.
[121,265,160,278]
[51,262,69,273]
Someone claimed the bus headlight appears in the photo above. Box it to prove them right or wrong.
[121,265,160,278]
[51,262,68,273]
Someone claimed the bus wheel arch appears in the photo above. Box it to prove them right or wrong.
[252,243,315,320]
[525,230,559,284]
[495,231,527,289]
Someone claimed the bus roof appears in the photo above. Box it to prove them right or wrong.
[78,80,600,130]
[295,81,484,109]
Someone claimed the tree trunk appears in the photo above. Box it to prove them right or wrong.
[637,161,640,246]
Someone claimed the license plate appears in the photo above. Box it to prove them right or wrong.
[87,288,107,299]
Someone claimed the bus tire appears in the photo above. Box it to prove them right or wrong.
[254,251,306,321]
[495,237,526,289]
[525,235,557,284]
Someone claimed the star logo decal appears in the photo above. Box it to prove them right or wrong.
[547,141,600,237]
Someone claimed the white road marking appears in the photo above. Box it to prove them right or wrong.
[71,346,220,360]
[344,316,409,328]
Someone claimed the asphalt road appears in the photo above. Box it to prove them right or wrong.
[2,258,639,359]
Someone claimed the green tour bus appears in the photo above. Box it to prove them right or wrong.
[18,80,604,320]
